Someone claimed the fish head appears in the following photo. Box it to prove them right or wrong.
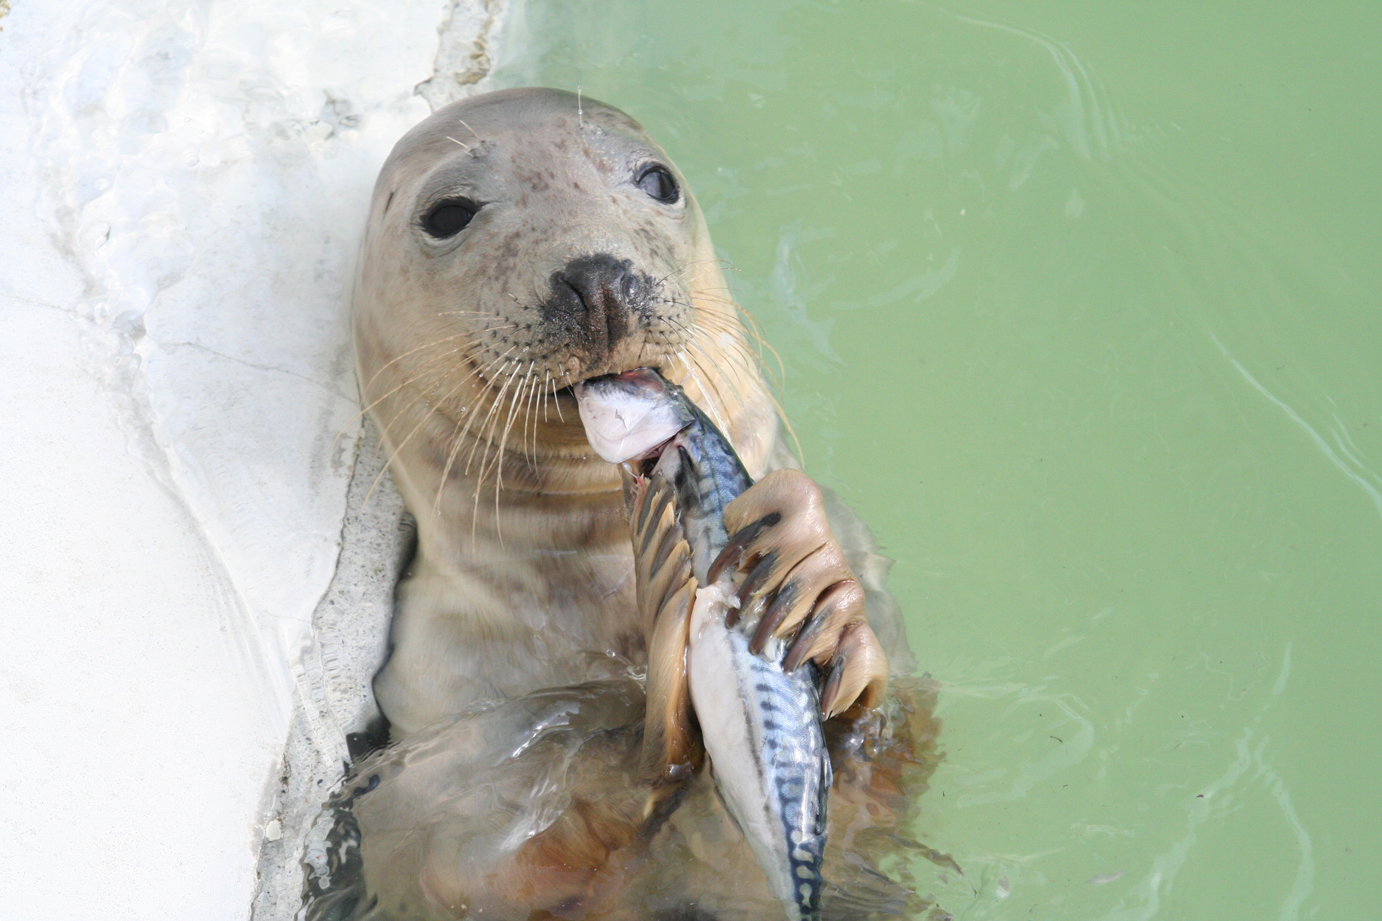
[575,369,695,464]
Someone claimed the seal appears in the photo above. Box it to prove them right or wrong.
[354,87,887,739]
[335,87,923,919]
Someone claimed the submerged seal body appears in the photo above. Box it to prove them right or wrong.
[339,88,917,919]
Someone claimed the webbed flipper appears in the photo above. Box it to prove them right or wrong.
[626,469,702,780]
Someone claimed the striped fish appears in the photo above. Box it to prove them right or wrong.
[576,368,829,921]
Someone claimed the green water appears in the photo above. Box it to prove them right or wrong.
[491,3,1382,917]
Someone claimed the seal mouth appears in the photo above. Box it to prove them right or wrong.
[554,364,670,402]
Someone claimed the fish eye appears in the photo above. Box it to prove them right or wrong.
[421,197,479,238]
[636,165,680,205]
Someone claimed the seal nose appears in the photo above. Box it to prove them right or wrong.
[545,254,644,360]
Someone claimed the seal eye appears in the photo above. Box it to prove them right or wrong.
[422,198,478,238]
[636,165,680,204]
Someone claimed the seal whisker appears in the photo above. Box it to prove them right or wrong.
[685,315,784,398]
[522,363,543,466]
[543,375,555,422]
[487,362,536,530]
[682,299,787,392]
[383,312,513,365]
[676,318,801,463]
[356,329,471,397]
[370,352,496,507]
[463,386,513,532]
[374,356,469,455]
[339,343,467,457]
[405,339,517,442]
[684,325,758,405]
[549,373,566,422]
[433,310,511,319]
[455,116,481,141]
[342,325,513,449]
[541,369,553,424]
[683,336,745,428]
[514,364,534,466]
[489,366,526,489]
[360,328,504,399]
[517,369,534,467]
[701,295,783,377]
[666,256,737,281]
[684,323,802,462]
[684,285,772,339]
[469,360,526,543]
[430,346,522,512]
[678,354,733,437]
[666,310,751,395]
[501,360,537,473]
[467,354,532,488]
[382,340,516,468]
[463,358,520,479]
[353,330,517,455]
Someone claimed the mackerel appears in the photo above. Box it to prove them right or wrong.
[576,368,829,921]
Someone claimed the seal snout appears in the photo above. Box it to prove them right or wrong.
[543,253,650,363]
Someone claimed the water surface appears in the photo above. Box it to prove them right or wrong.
[493,3,1382,917]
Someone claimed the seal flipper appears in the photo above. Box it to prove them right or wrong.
[628,469,702,779]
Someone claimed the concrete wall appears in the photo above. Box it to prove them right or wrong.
[0,2,505,917]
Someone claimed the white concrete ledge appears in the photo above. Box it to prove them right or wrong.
[0,1,504,917]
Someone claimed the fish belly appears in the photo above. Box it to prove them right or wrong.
[688,583,828,921]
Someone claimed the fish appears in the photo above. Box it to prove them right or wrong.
[575,368,830,921]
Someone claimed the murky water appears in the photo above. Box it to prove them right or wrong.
[491,2,1382,917]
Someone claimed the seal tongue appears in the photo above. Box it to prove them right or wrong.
[574,370,694,464]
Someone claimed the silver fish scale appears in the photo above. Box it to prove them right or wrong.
[672,432,752,585]
[741,633,829,919]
